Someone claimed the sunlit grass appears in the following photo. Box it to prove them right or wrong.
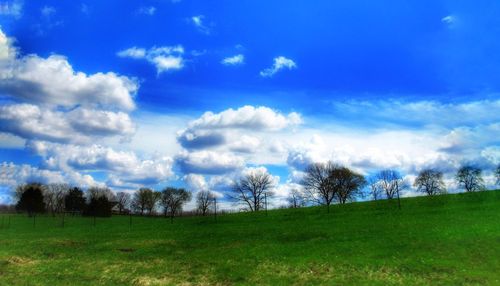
[0,190,499,285]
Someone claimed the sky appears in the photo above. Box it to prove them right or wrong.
[0,0,499,207]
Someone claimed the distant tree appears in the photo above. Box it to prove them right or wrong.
[132,188,152,215]
[116,192,131,214]
[230,170,275,212]
[15,183,46,216]
[196,190,215,216]
[367,176,382,201]
[376,170,406,199]
[287,189,307,208]
[160,187,192,221]
[456,165,484,192]
[44,183,69,216]
[301,162,337,212]
[414,169,446,196]
[65,187,86,214]
[84,186,115,217]
[331,167,366,204]
[495,165,500,186]
[87,186,116,202]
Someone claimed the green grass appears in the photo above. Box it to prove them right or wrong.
[1,190,499,285]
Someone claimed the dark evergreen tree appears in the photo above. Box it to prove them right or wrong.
[64,187,86,214]
[15,183,46,216]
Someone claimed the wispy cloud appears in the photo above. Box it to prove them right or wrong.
[137,6,156,16]
[41,5,56,18]
[260,56,297,77]
[221,54,244,66]
[190,15,211,35]
[0,0,22,18]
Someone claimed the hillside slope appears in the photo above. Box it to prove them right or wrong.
[0,190,499,285]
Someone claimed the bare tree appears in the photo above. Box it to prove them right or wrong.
[44,183,69,216]
[376,170,406,199]
[132,188,151,215]
[230,170,275,212]
[368,176,382,201]
[331,167,366,204]
[196,190,215,216]
[287,189,306,208]
[301,162,337,212]
[116,192,131,214]
[160,187,192,221]
[145,191,161,215]
[87,186,116,201]
[456,165,484,192]
[414,169,446,196]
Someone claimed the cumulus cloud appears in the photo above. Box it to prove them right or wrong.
[221,54,244,66]
[0,104,135,143]
[186,105,302,131]
[176,106,301,151]
[0,32,137,111]
[117,45,184,74]
[260,56,297,77]
[176,150,244,175]
[27,141,175,186]
[0,162,99,189]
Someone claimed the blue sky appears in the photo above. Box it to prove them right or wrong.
[0,0,499,207]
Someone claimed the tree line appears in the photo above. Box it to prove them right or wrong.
[8,163,500,217]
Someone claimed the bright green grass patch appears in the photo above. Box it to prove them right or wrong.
[0,190,499,285]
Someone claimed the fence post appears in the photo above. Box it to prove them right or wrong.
[264,193,268,216]
[214,197,217,223]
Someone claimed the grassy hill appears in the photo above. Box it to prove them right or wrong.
[0,190,499,285]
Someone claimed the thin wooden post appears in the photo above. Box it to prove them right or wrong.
[214,197,217,222]
[264,193,268,216]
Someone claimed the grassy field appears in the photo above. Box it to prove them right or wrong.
[0,191,499,286]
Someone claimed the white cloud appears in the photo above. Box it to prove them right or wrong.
[176,150,244,175]
[0,0,22,18]
[229,135,260,153]
[137,6,156,16]
[0,162,99,189]
[0,104,135,143]
[190,15,211,35]
[176,106,302,152]
[260,56,297,77]
[186,105,302,131]
[0,40,137,111]
[221,54,244,66]
[27,141,175,186]
[117,45,184,74]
